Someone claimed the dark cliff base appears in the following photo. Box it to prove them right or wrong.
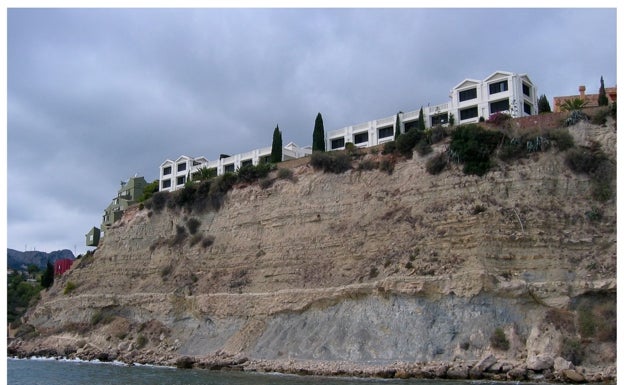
[7,343,615,384]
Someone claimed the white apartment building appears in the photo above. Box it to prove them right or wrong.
[159,142,311,192]
[326,71,538,151]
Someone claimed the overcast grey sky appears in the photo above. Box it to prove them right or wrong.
[6,7,617,255]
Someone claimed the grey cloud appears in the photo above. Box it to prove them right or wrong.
[7,8,616,254]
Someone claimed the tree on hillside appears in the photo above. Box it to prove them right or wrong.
[271,125,283,163]
[138,180,159,202]
[418,107,426,131]
[538,94,552,114]
[394,112,402,140]
[598,76,609,106]
[41,261,54,290]
[312,113,325,152]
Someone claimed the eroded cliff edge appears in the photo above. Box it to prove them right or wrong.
[12,120,616,382]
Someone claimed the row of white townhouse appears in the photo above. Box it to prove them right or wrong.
[325,70,538,150]
[159,70,537,193]
[160,142,311,192]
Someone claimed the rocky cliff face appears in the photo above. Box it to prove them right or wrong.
[14,120,616,381]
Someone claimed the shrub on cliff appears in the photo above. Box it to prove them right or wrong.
[565,142,614,201]
[174,183,198,211]
[425,153,447,175]
[186,218,201,235]
[150,191,169,212]
[546,128,575,151]
[63,281,77,295]
[395,127,424,158]
[449,124,503,176]
[490,327,510,350]
[561,337,584,365]
[310,151,352,173]
[138,180,159,203]
[237,162,274,184]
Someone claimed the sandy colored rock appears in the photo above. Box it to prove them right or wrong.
[11,118,617,382]
[563,368,586,382]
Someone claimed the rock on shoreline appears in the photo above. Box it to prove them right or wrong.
[8,339,614,383]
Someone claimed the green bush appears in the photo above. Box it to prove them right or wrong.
[498,138,525,161]
[425,153,447,175]
[415,140,432,156]
[561,337,584,365]
[591,107,611,125]
[201,236,215,248]
[208,173,238,210]
[7,272,43,323]
[277,168,294,180]
[565,146,606,174]
[138,180,159,203]
[169,225,187,247]
[189,234,203,247]
[591,161,615,201]
[585,207,603,221]
[471,205,486,215]
[310,151,352,173]
[357,159,378,171]
[382,141,396,155]
[429,126,447,144]
[547,128,575,151]
[595,302,617,342]
[174,183,198,211]
[150,191,169,212]
[450,124,503,176]
[395,128,424,157]
[136,334,148,349]
[160,265,172,279]
[578,305,596,338]
[237,162,274,184]
[490,327,510,350]
[259,178,273,189]
[379,158,395,174]
[186,218,201,235]
[91,309,114,326]
[64,281,77,295]
[344,142,357,155]
[564,143,614,201]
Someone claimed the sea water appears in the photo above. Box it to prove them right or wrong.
[6,357,510,385]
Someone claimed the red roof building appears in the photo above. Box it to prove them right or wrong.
[54,259,74,275]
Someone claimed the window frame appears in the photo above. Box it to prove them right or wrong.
[353,131,369,144]
[331,137,345,149]
[489,80,509,95]
[378,126,394,139]
[459,87,477,102]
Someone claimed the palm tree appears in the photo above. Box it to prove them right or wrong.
[560,98,588,111]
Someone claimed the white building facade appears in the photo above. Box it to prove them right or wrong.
[159,143,312,192]
[326,71,538,151]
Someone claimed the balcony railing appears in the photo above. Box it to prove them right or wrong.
[427,103,449,114]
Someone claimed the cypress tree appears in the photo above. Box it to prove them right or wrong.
[394,112,401,140]
[598,76,609,106]
[418,107,426,131]
[312,113,325,152]
[538,94,552,113]
[41,261,54,289]
[270,125,282,163]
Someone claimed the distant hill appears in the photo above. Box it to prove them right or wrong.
[7,249,75,272]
